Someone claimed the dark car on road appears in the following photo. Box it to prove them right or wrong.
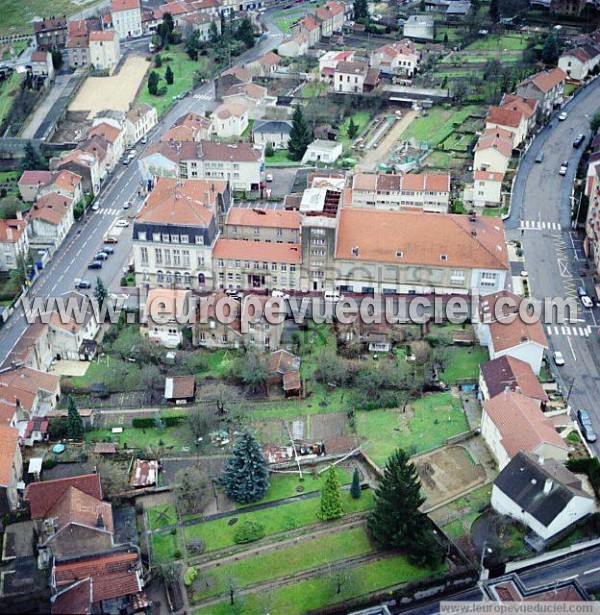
[74,280,92,290]
[577,409,597,443]
[88,261,103,270]
[535,152,544,163]
[573,134,585,148]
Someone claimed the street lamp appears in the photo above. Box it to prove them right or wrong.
[479,541,493,580]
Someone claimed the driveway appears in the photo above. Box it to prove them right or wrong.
[266,166,298,198]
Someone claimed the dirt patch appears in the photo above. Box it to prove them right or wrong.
[68,55,149,119]
[309,412,352,441]
[414,444,486,510]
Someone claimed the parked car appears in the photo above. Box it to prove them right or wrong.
[141,135,148,144]
[577,285,587,297]
[115,219,129,227]
[91,203,100,211]
[102,246,115,254]
[122,158,129,165]
[324,291,344,302]
[88,261,103,269]
[74,279,92,290]
[94,252,108,261]
[272,290,289,299]
[265,174,274,182]
[535,152,544,163]
[123,201,131,209]
[559,161,568,176]
[128,149,137,159]
[577,409,597,443]
[558,111,568,121]
[104,236,118,244]
[581,295,593,308]
[573,134,585,148]
[552,351,565,366]
[225,288,242,300]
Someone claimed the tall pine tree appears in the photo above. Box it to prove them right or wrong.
[350,467,361,499]
[221,430,269,504]
[317,466,344,520]
[287,105,312,161]
[21,141,46,172]
[368,448,442,567]
[66,395,84,441]
[541,33,559,66]
[165,65,174,85]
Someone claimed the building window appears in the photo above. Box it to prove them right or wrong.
[235,260,240,268]
[157,270,164,283]
[138,232,147,241]
[195,235,204,245]
[181,235,189,244]
[184,272,191,286]
[197,255,205,267]
[155,248,163,264]
[140,247,148,264]
[218,259,224,267]
[162,234,170,242]
[152,232,161,242]
[171,234,179,243]
[182,250,190,267]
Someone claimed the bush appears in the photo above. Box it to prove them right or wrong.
[42,458,57,469]
[566,457,600,497]
[173,549,182,559]
[132,416,183,429]
[233,519,266,544]
[183,566,198,586]
[157,86,168,96]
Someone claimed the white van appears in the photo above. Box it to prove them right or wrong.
[324,291,343,302]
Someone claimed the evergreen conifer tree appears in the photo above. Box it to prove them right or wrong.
[317,466,344,520]
[66,395,84,441]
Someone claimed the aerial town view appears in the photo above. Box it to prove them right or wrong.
[0,0,599,613]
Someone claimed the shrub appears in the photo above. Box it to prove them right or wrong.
[183,566,198,586]
[132,417,155,429]
[233,519,266,544]
[42,458,57,469]
[173,549,182,559]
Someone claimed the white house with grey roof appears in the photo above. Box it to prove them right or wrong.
[491,452,594,544]
[301,140,343,165]
[252,120,293,150]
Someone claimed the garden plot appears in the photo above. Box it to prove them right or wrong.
[413,445,486,510]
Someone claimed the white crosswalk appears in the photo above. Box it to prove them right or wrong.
[97,208,121,216]
[546,324,592,338]
[193,93,213,100]
[520,220,562,231]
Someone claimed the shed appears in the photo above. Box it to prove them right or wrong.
[164,376,196,404]
[131,459,159,488]
[93,442,118,455]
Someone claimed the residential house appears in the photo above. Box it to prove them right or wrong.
[481,390,569,469]
[180,12,221,42]
[27,193,75,249]
[472,170,503,208]
[24,474,103,518]
[111,0,142,38]
[161,112,213,143]
[559,45,600,81]
[223,207,301,243]
[48,291,100,361]
[246,51,281,77]
[30,51,55,80]
[334,61,379,93]
[51,149,101,196]
[142,288,191,347]
[37,170,84,206]
[370,40,420,77]
[476,290,548,374]
[473,128,514,175]
[445,1,471,20]
[550,0,586,16]
[37,486,114,559]
[22,417,49,446]
[516,68,567,121]
[0,219,29,274]
[139,141,188,180]
[500,94,538,135]
[125,103,158,147]
[52,549,145,613]
[491,451,594,541]
[34,18,68,51]
[301,140,343,165]
[252,120,293,150]
[164,375,196,403]
[291,15,321,48]
[479,355,548,406]
[89,30,121,73]
[212,239,301,290]
[18,171,54,202]
[222,83,270,113]
[132,177,231,290]
[268,349,301,396]
[89,121,126,164]
[485,106,528,147]
[0,426,21,512]
[334,210,508,295]
[211,103,250,139]
[314,1,345,36]
[193,291,285,349]
[80,134,113,181]
[4,322,53,372]
[350,172,451,213]
[403,15,435,41]
[319,50,355,83]
[0,364,61,418]
[66,18,98,69]
[215,66,252,101]
[278,33,309,58]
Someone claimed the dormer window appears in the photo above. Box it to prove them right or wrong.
[395,251,403,258]
[440,254,448,261]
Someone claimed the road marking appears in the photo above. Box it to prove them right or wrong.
[567,336,577,361]
[520,220,561,231]
[583,566,600,575]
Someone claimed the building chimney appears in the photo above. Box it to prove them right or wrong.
[543,478,553,494]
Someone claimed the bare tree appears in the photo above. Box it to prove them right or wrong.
[174,466,210,515]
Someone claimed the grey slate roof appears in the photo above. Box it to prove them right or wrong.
[253,120,293,135]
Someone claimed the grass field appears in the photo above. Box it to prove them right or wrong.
[402,106,480,148]
[339,110,372,146]
[152,528,183,563]
[194,555,446,615]
[357,393,469,466]
[0,72,21,126]
[439,483,492,539]
[193,527,373,601]
[148,503,178,530]
[264,149,299,167]
[184,490,375,552]
[440,346,489,384]
[465,34,530,51]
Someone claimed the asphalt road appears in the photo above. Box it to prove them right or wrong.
[0,18,284,365]
[505,76,600,455]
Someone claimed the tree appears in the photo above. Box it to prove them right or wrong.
[94,458,130,498]
[419,0,426,10]
[148,71,160,96]
[48,416,68,440]
[489,0,499,20]
[443,32,449,47]
[347,117,359,140]
[94,277,108,305]
[12,251,31,288]
[236,18,255,49]
[590,109,600,133]
[541,33,559,66]
[265,143,275,158]
[140,364,162,396]
[287,105,312,161]
[155,53,162,68]
[51,49,63,70]
[165,64,174,85]
[350,467,361,499]
[0,196,24,219]
[186,31,200,61]
[353,0,369,22]
[66,395,84,440]
[317,466,344,521]
[209,21,219,44]
[327,563,354,596]
[21,141,46,171]
[220,430,269,504]
[174,466,209,515]
[228,349,268,394]
[158,12,175,44]
[368,448,443,567]
[188,406,209,441]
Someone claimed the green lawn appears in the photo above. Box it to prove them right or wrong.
[184,491,374,552]
[194,555,446,615]
[148,503,178,530]
[339,111,372,146]
[564,83,578,97]
[0,72,21,127]
[301,80,328,98]
[440,346,489,385]
[273,8,304,33]
[70,356,141,391]
[193,527,373,601]
[464,34,530,51]
[151,528,183,563]
[357,393,469,466]
[136,47,213,117]
[402,106,481,148]
[264,149,300,167]
[440,483,492,539]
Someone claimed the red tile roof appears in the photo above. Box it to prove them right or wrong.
[18,170,53,187]
[486,106,525,129]
[474,170,504,182]
[226,208,300,229]
[88,122,121,143]
[31,51,50,63]
[28,192,73,225]
[480,355,548,402]
[213,238,301,263]
[0,219,27,243]
[25,473,102,519]
[111,0,140,12]
[51,579,92,615]
[483,391,569,459]
[89,31,116,42]
[0,426,18,487]
[199,140,262,163]
[45,486,113,537]
[527,67,567,92]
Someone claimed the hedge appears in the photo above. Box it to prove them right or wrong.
[566,457,600,497]
[131,416,184,429]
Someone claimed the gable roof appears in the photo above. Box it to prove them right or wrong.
[0,365,60,397]
[212,102,248,120]
[486,105,525,129]
[88,122,121,144]
[475,129,514,158]
[269,349,300,374]
[0,219,27,243]
[51,578,92,615]
[474,170,504,182]
[28,192,73,225]
[488,314,548,352]
[494,451,591,527]
[253,119,293,135]
[520,67,567,93]
[18,170,53,187]
[213,238,301,263]
[483,391,569,459]
[0,426,19,487]
[199,140,262,163]
[89,31,116,42]
[111,0,141,12]
[480,356,548,402]
[223,82,268,101]
[164,376,196,399]
[25,473,102,519]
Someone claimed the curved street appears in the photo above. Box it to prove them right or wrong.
[505,77,600,456]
